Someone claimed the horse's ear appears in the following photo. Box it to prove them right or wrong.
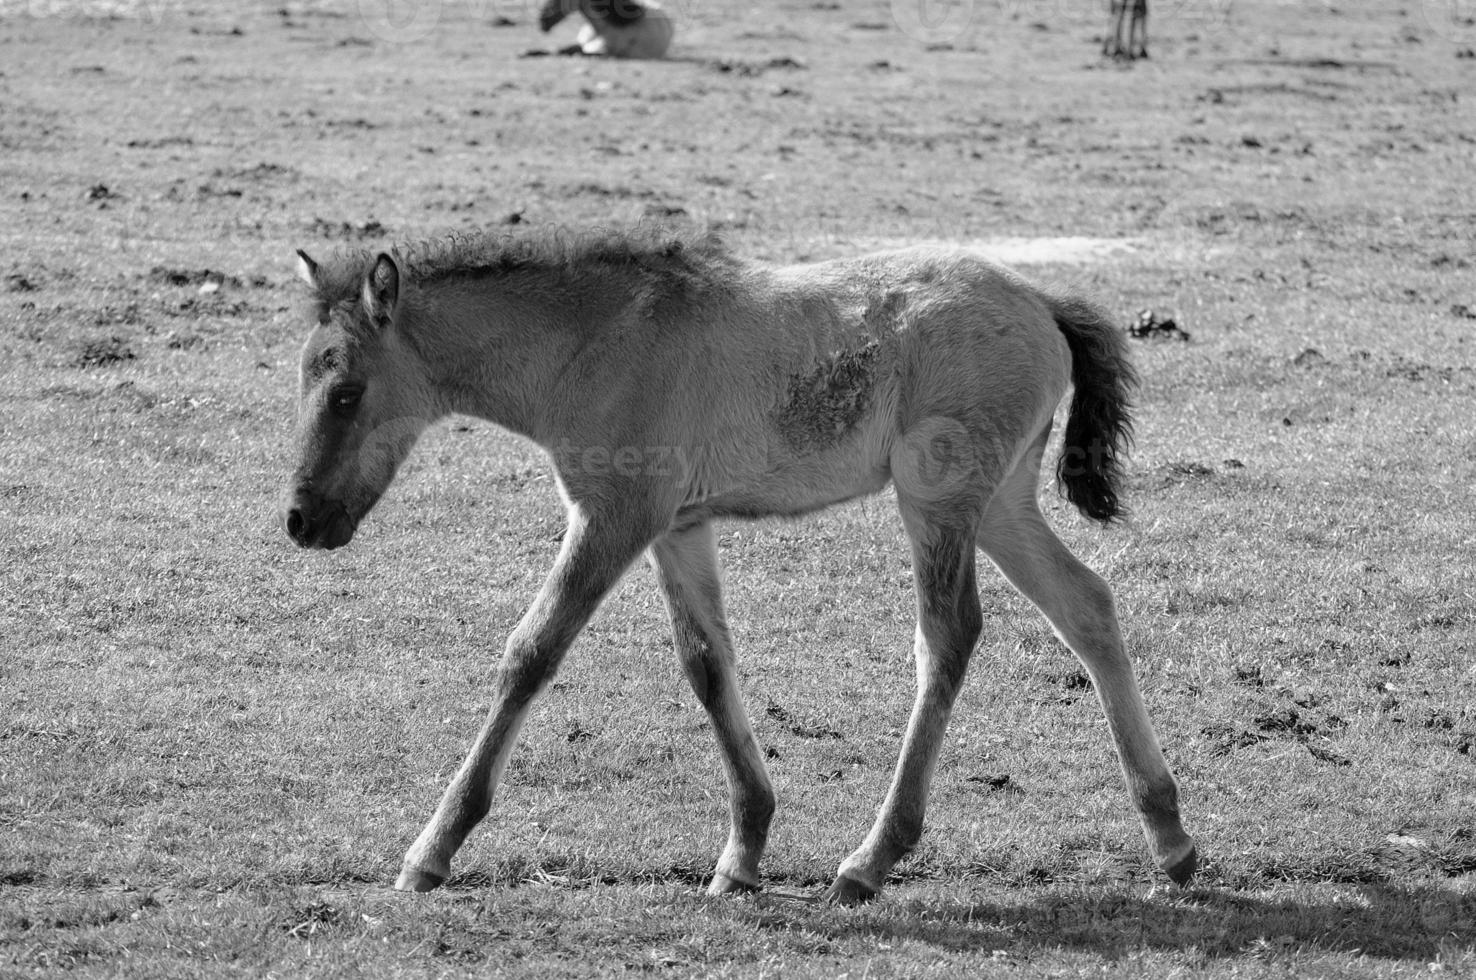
[362,252,400,327]
[295,249,321,291]
[538,0,569,32]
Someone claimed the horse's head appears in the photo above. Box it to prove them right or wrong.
[282,249,436,550]
[539,0,647,32]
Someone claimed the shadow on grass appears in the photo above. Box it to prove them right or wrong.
[435,854,1473,963]
[765,883,1475,962]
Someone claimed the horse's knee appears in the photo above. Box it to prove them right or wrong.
[673,622,733,708]
[496,639,563,703]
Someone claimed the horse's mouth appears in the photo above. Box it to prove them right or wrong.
[306,511,357,550]
[283,496,358,550]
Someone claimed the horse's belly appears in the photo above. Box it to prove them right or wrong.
[678,417,893,523]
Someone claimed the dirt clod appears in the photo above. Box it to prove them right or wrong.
[1127,309,1190,341]
[75,336,136,368]
[1201,721,1268,755]
[1308,745,1352,767]
[307,217,386,240]
[149,266,244,289]
[766,703,843,740]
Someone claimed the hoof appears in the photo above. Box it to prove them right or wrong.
[394,864,446,893]
[1162,844,1199,887]
[824,873,878,906]
[707,872,761,896]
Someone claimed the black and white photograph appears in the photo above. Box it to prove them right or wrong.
[2,0,1474,974]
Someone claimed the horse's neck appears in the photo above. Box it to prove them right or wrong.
[415,276,616,442]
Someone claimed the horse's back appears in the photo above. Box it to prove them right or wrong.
[757,246,1074,418]
[764,246,1066,342]
[663,247,1075,521]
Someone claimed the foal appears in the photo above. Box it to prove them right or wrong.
[282,226,1197,903]
[538,0,674,59]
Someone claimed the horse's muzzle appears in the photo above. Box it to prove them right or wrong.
[282,487,356,550]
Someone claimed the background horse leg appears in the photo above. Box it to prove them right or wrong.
[1105,0,1148,60]
[650,522,775,894]
[1130,0,1149,59]
[1105,0,1127,57]
[829,490,985,904]
[396,507,657,891]
[977,454,1196,884]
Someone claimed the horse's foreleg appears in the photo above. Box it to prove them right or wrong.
[1104,0,1127,57]
[1105,0,1147,60]
[1131,0,1148,59]
[650,522,775,894]
[829,505,983,905]
[395,508,654,892]
[978,478,1196,886]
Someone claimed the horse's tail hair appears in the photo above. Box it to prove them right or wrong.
[1048,292,1138,523]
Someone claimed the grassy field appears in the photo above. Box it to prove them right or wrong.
[2,0,1475,975]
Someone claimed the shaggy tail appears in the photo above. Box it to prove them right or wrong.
[1048,293,1138,523]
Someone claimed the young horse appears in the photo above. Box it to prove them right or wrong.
[538,0,674,59]
[283,226,1197,903]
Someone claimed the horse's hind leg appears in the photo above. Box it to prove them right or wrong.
[650,522,775,894]
[829,491,984,904]
[977,454,1196,885]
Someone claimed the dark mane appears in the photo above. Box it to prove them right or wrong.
[302,224,737,307]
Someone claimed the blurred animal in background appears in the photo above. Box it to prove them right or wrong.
[539,0,674,59]
[1127,309,1189,341]
[1104,0,1147,60]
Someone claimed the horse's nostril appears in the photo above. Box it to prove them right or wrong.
[285,508,306,541]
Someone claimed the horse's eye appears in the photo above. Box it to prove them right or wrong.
[330,388,363,418]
